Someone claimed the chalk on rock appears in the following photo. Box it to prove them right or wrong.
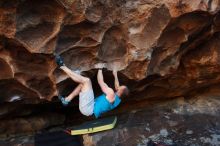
[94,63,107,69]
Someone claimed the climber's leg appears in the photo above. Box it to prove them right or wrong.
[55,54,90,90]
[55,55,94,112]
[60,66,85,83]
[60,66,92,91]
[65,84,82,102]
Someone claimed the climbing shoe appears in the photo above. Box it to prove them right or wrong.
[58,95,69,106]
[55,54,64,67]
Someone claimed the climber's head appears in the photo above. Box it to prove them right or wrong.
[116,85,129,99]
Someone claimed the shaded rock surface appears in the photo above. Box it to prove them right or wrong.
[0,0,220,135]
[1,95,220,146]
[82,96,220,146]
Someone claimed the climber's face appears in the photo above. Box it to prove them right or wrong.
[116,85,129,99]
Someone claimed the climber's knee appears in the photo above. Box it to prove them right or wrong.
[82,77,90,83]
[81,77,92,92]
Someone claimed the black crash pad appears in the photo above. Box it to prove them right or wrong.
[35,131,82,146]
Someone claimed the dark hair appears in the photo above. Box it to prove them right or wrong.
[120,86,129,99]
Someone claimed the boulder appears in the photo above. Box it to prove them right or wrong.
[1,0,220,135]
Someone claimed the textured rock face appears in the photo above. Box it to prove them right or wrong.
[82,96,220,146]
[1,0,220,134]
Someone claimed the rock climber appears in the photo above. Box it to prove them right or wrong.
[55,55,129,118]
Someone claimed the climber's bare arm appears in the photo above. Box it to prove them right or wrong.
[65,84,82,101]
[97,69,115,103]
[97,69,114,94]
[113,70,120,90]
